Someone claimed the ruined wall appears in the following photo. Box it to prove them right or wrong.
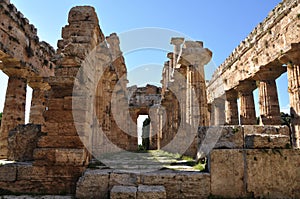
[0,0,55,158]
[207,0,300,148]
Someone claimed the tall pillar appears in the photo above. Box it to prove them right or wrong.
[279,45,300,148]
[238,81,257,125]
[225,90,239,125]
[258,79,281,125]
[29,80,50,124]
[0,76,27,158]
[213,98,225,125]
[253,67,285,125]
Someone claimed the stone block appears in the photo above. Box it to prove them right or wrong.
[137,185,166,199]
[7,124,43,161]
[110,172,139,188]
[210,149,247,198]
[111,185,137,199]
[246,149,300,199]
[16,162,33,180]
[0,164,16,182]
[43,110,74,123]
[76,169,111,199]
[198,126,244,150]
[245,134,291,149]
[177,172,211,198]
[243,125,289,136]
[140,170,210,198]
[33,148,87,166]
[37,136,84,148]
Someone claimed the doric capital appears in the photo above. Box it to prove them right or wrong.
[225,89,238,100]
[279,43,300,66]
[170,37,184,46]
[236,80,257,93]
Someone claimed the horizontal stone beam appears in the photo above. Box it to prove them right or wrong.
[207,0,300,102]
[0,1,55,79]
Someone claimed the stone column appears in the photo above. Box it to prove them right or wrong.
[170,37,184,67]
[238,81,257,125]
[253,67,284,125]
[258,79,281,125]
[29,80,50,124]
[0,76,27,158]
[225,90,239,125]
[279,45,300,148]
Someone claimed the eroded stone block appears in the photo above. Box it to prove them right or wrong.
[245,134,291,149]
[198,126,244,149]
[246,149,300,199]
[137,185,166,199]
[111,186,137,199]
[210,149,247,198]
[0,164,16,182]
[76,169,111,199]
[7,124,42,161]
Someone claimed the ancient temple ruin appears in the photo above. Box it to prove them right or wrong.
[0,0,299,198]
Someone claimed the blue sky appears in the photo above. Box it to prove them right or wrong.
[0,0,289,122]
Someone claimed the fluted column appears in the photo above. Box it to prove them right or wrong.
[258,79,281,125]
[238,81,257,125]
[279,45,300,148]
[225,90,239,125]
[253,66,285,125]
[0,76,27,158]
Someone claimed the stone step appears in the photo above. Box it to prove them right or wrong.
[110,185,166,199]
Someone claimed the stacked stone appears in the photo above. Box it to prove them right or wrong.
[0,0,54,159]
[31,6,105,193]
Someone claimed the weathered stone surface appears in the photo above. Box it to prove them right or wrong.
[137,185,166,199]
[76,169,111,199]
[0,196,72,199]
[76,169,210,199]
[246,149,300,199]
[245,134,290,149]
[0,1,54,79]
[141,170,211,199]
[243,125,290,136]
[110,186,137,199]
[0,77,27,159]
[198,126,244,150]
[33,148,87,166]
[7,124,43,161]
[210,149,247,198]
[110,172,140,188]
[0,164,17,182]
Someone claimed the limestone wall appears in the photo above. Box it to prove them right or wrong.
[210,149,300,198]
